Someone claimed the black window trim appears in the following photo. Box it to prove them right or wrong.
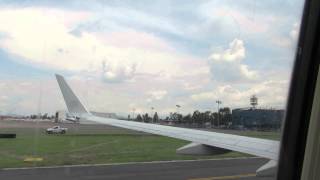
[277,0,320,179]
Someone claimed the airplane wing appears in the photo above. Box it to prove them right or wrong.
[55,74,279,176]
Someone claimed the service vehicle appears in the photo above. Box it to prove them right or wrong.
[46,126,68,134]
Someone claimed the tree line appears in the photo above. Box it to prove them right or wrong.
[132,107,232,127]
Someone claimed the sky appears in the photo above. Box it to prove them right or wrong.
[0,0,305,116]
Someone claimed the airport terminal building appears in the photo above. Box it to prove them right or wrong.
[232,108,285,130]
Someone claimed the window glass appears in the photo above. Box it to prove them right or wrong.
[0,0,305,179]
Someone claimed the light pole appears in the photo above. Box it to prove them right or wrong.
[216,100,222,128]
[176,105,181,123]
[132,108,136,120]
[151,107,154,123]
[176,105,181,113]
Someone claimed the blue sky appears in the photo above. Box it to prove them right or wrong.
[0,0,305,115]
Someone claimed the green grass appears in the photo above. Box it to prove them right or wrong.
[0,126,280,169]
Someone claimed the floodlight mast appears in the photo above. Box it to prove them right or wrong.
[250,95,258,109]
[151,107,154,123]
[216,100,222,127]
[132,108,136,120]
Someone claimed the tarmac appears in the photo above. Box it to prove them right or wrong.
[0,157,274,180]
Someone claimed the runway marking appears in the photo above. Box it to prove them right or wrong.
[189,173,256,180]
[1,157,261,171]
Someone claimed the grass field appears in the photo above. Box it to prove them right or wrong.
[0,120,280,169]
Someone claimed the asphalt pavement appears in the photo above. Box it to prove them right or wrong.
[0,157,275,180]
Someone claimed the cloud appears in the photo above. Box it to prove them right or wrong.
[0,95,8,101]
[96,29,175,52]
[74,5,183,36]
[0,7,209,115]
[197,2,276,36]
[0,8,204,84]
[183,82,203,91]
[147,90,168,102]
[290,22,300,41]
[101,61,137,83]
[0,78,65,114]
[0,1,302,115]
[208,38,257,83]
[271,22,301,48]
[191,91,216,102]
[0,95,9,112]
[191,80,289,108]
[210,38,245,62]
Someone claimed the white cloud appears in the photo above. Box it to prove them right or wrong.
[271,22,301,48]
[191,91,216,102]
[191,80,289,108]
[0,78,65,115]
[0,4,297,115]
[97,29,175,52]
[208,38,257,83]
[19,82,32,87]
[209,39,245,62]
[290,22,300,41]
[85,6,183,37]
[183,82,203,91]
[147,90,168,101]
[0,95,8,101]
[0,5,209,114]
[271,36,292,48]
[101,61,137,83]
[198,2,276,35]
[0,8,203,83]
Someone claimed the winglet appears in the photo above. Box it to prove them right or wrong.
[55,74,89,115]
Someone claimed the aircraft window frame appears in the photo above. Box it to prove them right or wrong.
[277,0,320,179]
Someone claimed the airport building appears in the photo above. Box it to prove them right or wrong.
[232,108,285,130]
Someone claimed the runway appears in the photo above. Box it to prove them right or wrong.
[0,157,274,180]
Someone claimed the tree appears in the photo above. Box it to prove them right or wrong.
[182,114,192,124]
[219,107,232,126]
[169,112,182,123]
[143,113,151,123]
[192,110,201,125]
[211,112,218,126]
[41,113,48,120]
[204,111,212,125]
[136,114,143,122]
[153,112,159,123]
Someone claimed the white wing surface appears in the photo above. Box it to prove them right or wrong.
[85,115,279,160]
[55,74,280,163]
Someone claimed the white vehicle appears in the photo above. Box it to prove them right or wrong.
[55,74,278,176]
[46,126,68,134]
